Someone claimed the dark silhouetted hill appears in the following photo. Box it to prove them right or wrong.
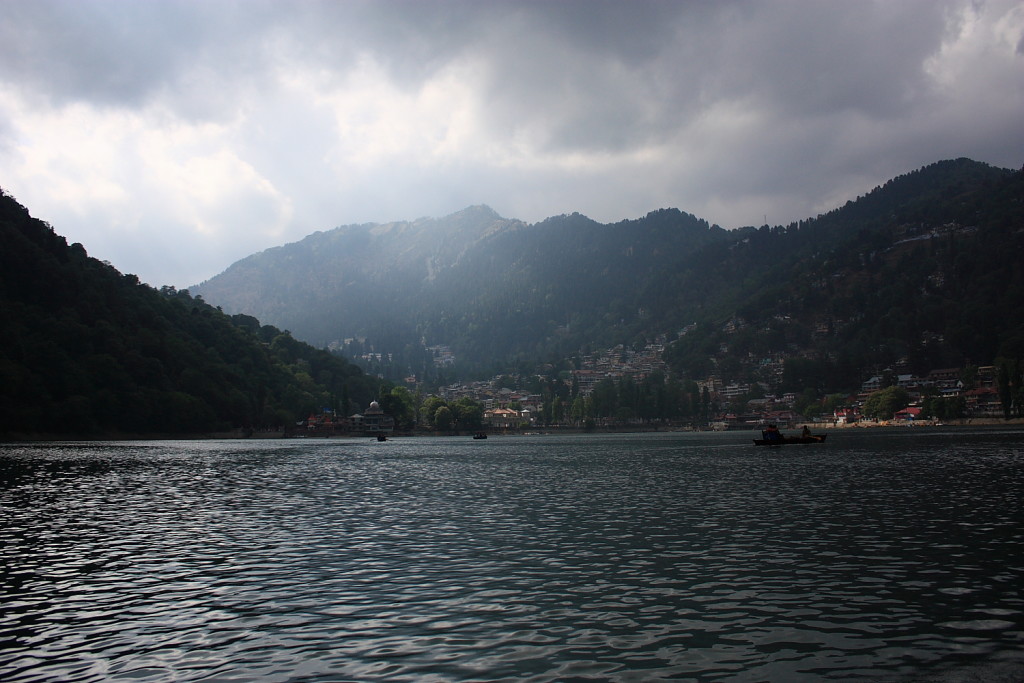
[0,190,377,438]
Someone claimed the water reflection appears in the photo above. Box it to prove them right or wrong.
[1,430,1023,681]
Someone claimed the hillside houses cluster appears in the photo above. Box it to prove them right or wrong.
[571,338,670,395]
[304,400,395,436]
[852,365,1003,419]
[427,340,672,428]
[706,365,1003,429]
[437,381,544,428]
[431,345,1007,429]
[309,360,1005,436]
[328,330,1008,433]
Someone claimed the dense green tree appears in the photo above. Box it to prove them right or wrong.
[861,386,911,420]
[420,396,446,429]
[570,396,589,424]
[590,378,617,419]
[996,359,1022,419]
[452,397,483,431]
[922,395,966,421]
[433,405,453,431]
[821,393,848,416]
[380,385,415,431]
[551,396,565,424]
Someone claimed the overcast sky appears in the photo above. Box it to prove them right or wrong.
[2,0,1022,288]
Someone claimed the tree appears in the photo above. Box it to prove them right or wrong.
[821,393,848,415]
[421,396,446,429]
[996,358,1022,419]
[452,397,483,431]
[570,396,589,424]
[433,405,453,431]
[861,386,911,420]
[923,394,966,421]
[794,388,819,418]
[551,396,565,424]
[381,385,415,430]
[959,365,978,390]
[590,378,617,418]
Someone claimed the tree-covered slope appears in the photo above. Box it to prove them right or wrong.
[664,158,1024,390]
[0,189,377,438]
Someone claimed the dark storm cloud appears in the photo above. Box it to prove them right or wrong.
[0,0,1020,288]
[1,1,212,105]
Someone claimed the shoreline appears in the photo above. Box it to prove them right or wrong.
[803,416,1024,430]
[4,417,1024,442]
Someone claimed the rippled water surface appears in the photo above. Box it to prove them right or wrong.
[2,428,1023,681]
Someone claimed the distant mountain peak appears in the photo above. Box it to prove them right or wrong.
[455,204,500,218]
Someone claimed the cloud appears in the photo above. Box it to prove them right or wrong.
[0,0,1021,288]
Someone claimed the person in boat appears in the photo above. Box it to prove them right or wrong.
[764,424,783,442]
[801,425,812,439]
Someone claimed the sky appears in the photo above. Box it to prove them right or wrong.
[1,1,1022,289]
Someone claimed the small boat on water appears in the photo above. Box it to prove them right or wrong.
[376,434,387,442]
[472,432,488,440]
[753,432,827,446]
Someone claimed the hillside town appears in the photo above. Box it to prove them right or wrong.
[309,334,1009,436]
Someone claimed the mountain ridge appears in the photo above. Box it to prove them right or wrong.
[191,158,1023,391]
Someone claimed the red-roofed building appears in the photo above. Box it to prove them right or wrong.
[964,387,1002,417]
[834,407,860,424]
[894,406,922,421]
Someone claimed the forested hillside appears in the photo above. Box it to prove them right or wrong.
[664,158,1024,392]
[0,189,377,438]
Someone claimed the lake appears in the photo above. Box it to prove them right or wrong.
[1,428,1023,681]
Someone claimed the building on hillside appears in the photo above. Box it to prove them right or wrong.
[305,411,341,435]
[834,407,860,424]
[721,382,751,400]
[964,387,1002,417]
[350,401,394,436]
[861,376,883,393]
[976,366,997,388]
[762,410,799,427]
[572,369,601,396]
[939,382,964,397]
[927,368,961,384]
[894,406,922,422]
[484,407,522,430]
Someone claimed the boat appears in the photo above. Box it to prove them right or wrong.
[472,432,488,440]
[753,432,827,446]
[376,434,387,442]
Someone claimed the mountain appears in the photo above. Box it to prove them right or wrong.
[193,204,528,349]
[663,158,1024,391]
[193,204,729,373]
[193,158,1024,393]
[0,189,378,438]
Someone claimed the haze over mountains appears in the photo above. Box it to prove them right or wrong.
[193,158,1024,392]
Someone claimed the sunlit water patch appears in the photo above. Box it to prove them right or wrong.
[1,429,1023,681]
